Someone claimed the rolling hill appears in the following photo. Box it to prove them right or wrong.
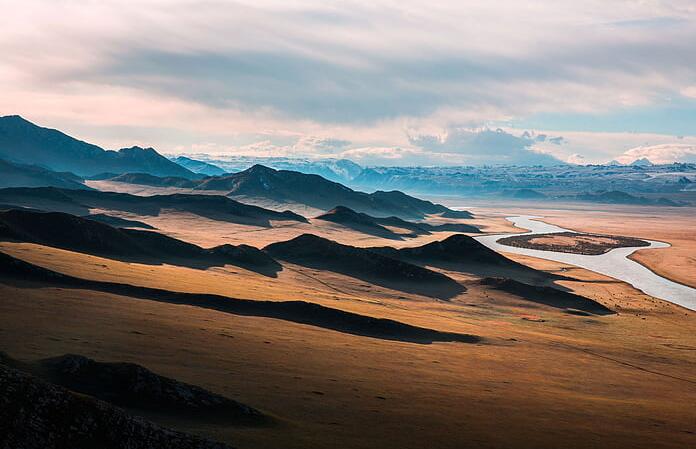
[83,213,155,229]
[0,250,479,344]
[0,209,281,274]
[264,234,465,299]
[0,159,91,190]
[0,187,307,226]
[368,234,546,281]
[108,172,199,188]
[316,206,478,239]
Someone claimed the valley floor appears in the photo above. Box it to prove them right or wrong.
[1,207,695,448]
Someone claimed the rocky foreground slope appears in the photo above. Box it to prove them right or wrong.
[0,361,235,449]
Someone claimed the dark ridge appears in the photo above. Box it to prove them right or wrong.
[316,206,479,239]
[0,251,479,344]
[190,164,470,219]
[32,354,267,424]
[0,115,198,179]
[0,209,281,276]
[172,156,227,176]
[78,164,474,219]
[0,204,40,212]
[0,186,308,226]
[207,244,281,273]
[369,190,473,219]
[84,213,156,229]
[438,209,474,219]
[570,190,684,207]
[502,188,546,199]
[0,361,234,449]
[86,172,120,180]
[368,234,557,283]
[480,277,615,315]
[315,206,411,239]
[369,234,519,267]
[264,234,465,299]
[2,186,78,201]
[420,221,480,233]
[0,158,91,190]
[108,172,199,188]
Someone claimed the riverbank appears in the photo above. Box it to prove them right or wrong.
[439,200,696,290]
[474,216,696,311]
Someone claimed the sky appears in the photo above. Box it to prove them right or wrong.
[2,0,696,166]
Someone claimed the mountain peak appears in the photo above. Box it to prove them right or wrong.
[0,117,197,179]
[245,164,277,175]
[0,114,35,128]
[630,157,653,166]
[325,205,357,215]
[1,114,28,121]
[118,146,158,154]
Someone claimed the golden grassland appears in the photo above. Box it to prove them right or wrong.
[1,205,695,448]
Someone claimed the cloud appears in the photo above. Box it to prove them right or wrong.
[520,130,696,164]
[1,1,696,164]
[293,136,351,154]
[6,1,696,125]
[341,146,423,161]
[618,144,696,164]
[339,146,491,166]
[408,128,563,165]
[566,153,586,164]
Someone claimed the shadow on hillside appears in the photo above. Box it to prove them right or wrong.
[0,251,480,345]
[480,277,615,315]
[0,236,282,278]
[273,258,466,300]
[320,220,408,240]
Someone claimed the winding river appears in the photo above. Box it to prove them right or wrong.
[473,216,696,311]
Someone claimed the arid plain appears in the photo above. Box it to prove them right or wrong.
[1,187,695,449]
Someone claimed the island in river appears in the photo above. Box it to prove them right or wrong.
[498,231,650,255]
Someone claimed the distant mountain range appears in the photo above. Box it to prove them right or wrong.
[569,190,684,206]
[171,156,227,176]
[0,115,197,179]
[102,165,472,219]
[630,157,653,167]
[2,116,691,207]
[170,154,363,183]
